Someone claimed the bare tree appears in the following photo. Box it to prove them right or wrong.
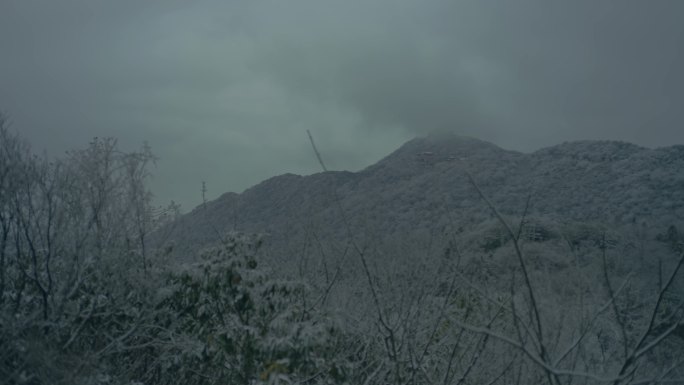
[451,170,684,384]
[0,119,162,383]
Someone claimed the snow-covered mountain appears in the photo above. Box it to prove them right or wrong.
[154,133,684,372]
[157,134,684,268]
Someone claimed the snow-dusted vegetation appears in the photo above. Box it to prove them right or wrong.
[1,119,683,384]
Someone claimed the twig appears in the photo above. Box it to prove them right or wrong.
[614,249,684,383]
[451,318,628,383]
[553,273,632,367]
[306,130,328,172]
[465,172,549,366]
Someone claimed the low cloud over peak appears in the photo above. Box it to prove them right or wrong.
[1,0,683,208]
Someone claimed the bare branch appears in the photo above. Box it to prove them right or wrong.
[451,318,627,383]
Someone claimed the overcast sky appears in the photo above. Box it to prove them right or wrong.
[1,1,683,209]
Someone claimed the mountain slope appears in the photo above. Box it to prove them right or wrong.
[158,134,684,267]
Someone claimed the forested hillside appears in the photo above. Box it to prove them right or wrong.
[2,119,683,384]
[162,133,684,268]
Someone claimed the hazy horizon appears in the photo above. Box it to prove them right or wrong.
[2,0,683,209]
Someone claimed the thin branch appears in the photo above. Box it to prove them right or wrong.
[633,314,683,360]
[306,129,399,379]
[62,296,98,350]
[614,249,684,383]
[515,194,532,242]
[306,129,328,172]
[602,232,629,360]
[455,304,506,385]
[451,319,627,383]
[483,357,517,385]
[465,172,549,365]
[553,273,632,367]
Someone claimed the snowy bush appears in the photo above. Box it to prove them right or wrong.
[147,232,357,385]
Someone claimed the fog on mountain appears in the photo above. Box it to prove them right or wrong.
[1,114,683,384]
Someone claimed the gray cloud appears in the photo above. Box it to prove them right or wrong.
[1,0,683,209]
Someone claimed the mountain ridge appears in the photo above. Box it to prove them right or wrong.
[159,134,684,266]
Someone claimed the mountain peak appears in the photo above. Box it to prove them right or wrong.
[365,133,510,172]
[158,134,684,268]
[404,133,503,152]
